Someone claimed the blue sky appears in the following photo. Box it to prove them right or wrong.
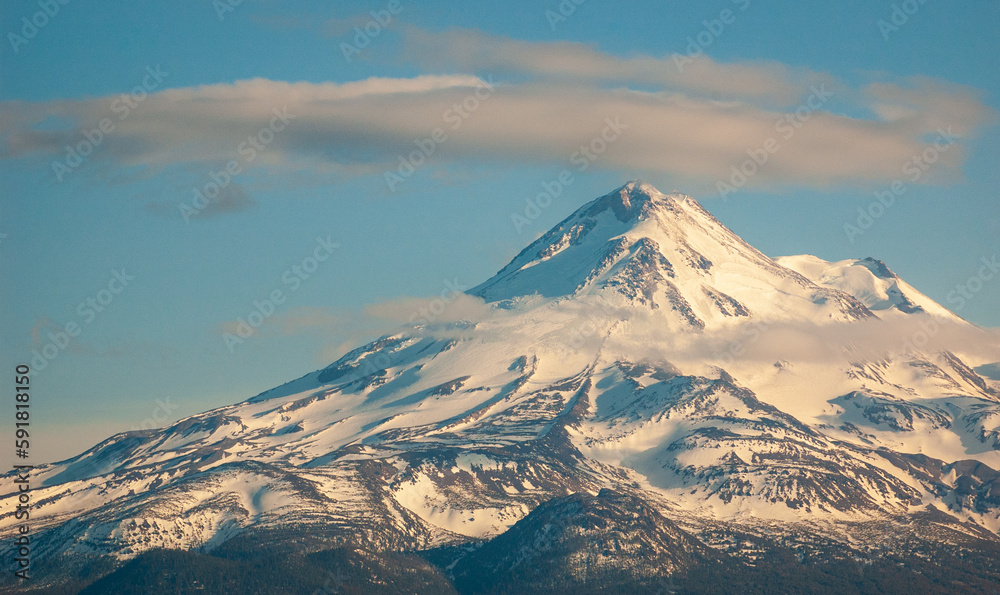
[1,0,998,466]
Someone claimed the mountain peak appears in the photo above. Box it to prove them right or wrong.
[585,180,688,222]
[859,256,897,279]
[472,182,874,327]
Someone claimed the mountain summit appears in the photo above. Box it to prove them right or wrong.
[473,181,871,327]
[4,183,999,591]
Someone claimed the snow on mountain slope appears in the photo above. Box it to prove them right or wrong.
[776,254,961,320]
[2,181,999,587]
[472,182,873,329]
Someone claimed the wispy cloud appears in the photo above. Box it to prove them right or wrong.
[147,182,257,219]
[364,293,490,324]
[400,26,825,104]
[273,306,342,335]
[608,315,1000,367]
[217,305,343,339]
[864,76,994,138]
[1,29,993,196]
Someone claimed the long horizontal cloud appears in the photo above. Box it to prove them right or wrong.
[400,26,829,105]
[0,75,484,169]
[0,30,994,194]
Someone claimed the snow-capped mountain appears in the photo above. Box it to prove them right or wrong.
[776,254,962,320]
[472,182,873,327]
[4,182,1000,592]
